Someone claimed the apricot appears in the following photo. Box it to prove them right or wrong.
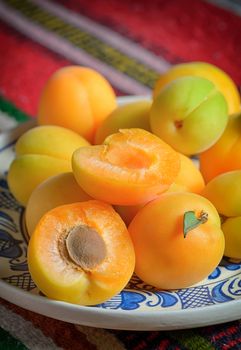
[28,201,135,305]
[150,76,228,155]
[200,112,241,182]
[38,66,117,142]
[153,62,240,115]
[94,100,151,144]
[115,154,205,226]
[72,128,180,205]
[128,192,224,289]
[25,172,92,236]
[7,125,89,205]
[167,154,205,194]
[202,171,241,260]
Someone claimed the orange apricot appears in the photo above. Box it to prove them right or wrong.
[38,66,117,142]
[200,112,241,183]
[167,154,205,194]
[28,201,135,306]
[128,192,224,289]
[72,129,181,205]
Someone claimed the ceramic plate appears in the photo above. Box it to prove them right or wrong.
[0,97,241,330]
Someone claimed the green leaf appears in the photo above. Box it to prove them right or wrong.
[183,211,208,238]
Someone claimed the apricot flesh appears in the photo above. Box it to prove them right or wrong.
[153,61,240,115]
[38,66,117,142]
[72,128,180,205]
[128,192,224,289]
[28,201,135,305]
[7,126,89,206]
[25,172,92,236]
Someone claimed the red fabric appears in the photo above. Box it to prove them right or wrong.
[56,0,241,86]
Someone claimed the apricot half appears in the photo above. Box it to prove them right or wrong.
[72,129,180,205]
[128,192,224,289]
[28,201,135,306]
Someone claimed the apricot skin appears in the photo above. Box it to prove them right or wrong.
[38,66,117,142]
[128,192,224,289]
[153,62,240,115]
[7,126,89,206]
[28,201,135,306]
[94,100,151,144]
[150,76,228,155]
[200,113,241,183]
[25,172,92,236]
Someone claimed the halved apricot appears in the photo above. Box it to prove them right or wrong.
[28,200,135,306]
[72,129,180,205]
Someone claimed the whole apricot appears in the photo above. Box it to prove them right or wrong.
[202,171,241,260]
[150,76,228,155]
[200,112,241,182]
[28,201,135,305]
[72,128,180,205]
[153,62,240,115]
[25,172,92,236]
[94,100,151,144]
[38,66,117,142]
[128,192,224,289]
[7,125,89,205]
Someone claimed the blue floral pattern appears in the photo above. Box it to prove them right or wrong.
[0,141,241,310]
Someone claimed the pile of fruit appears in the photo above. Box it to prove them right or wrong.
[7,62,241,306]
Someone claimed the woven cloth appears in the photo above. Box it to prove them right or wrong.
[0,0,241,349]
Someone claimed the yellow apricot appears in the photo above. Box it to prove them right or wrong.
[8,125,89,205]
[153,62,240,115]
[94,100,151,144]
[222,217,241,260]
[25,172,92,236]
[202,171,241,217]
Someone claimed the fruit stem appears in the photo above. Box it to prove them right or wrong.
[183,210,208,238]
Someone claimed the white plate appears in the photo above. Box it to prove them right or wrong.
[0,96,241,330]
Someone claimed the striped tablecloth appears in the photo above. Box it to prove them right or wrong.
[0,0,241,349]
